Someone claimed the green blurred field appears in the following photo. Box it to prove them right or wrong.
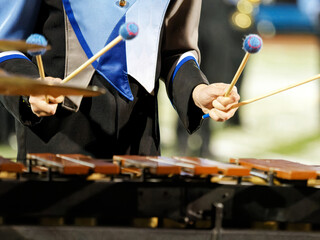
[0,144,17,159]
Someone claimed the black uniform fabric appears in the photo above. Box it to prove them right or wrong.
[0,0,207,161]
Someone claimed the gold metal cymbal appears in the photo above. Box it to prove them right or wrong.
[0,73,106,97]
[0,39,51,52]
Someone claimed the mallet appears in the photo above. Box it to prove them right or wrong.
[224,34,263,96]
[62,22,139,84]
[26,34,49,102]
[26,34,48,80]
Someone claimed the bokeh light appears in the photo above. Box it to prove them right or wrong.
[237,0,254,14]
[232,11,253,29]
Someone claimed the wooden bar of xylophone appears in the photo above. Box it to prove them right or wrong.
[230,158,319,181]
[113,155,182,175]
[113,155,251,177]
[0,156,24,173]
[27,153,120,175]
[172,156,250,176]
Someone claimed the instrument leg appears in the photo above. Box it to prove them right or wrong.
[212,202,224,240]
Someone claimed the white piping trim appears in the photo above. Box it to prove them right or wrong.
[176,51,198,66]
[0,51,26,58]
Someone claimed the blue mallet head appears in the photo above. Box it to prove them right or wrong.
[243,34,262,54]
[119,22,139,40]
[26,34,48,56]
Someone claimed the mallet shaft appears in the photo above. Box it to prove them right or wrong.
[62,36,123,84]
[224,52,250,97]
[36,55,45,79]
[232,73,320,108]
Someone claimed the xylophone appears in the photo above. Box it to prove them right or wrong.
[0,153,315,185]
[0,154,319,238]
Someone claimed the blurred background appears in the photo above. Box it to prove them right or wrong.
[159,0,320,165]
[0,0,319,166]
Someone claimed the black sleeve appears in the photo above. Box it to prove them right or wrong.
[0,58,42,126]
[170,60,208,133]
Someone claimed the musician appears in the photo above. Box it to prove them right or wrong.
[0,0,239,161]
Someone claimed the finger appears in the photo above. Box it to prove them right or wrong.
[32,104,58,116]
[33,104,58,116]
[218,92,241,107]
[224,99,240,110]
[208,109,224,122]
[29,97,58,116]
[229,89,240,102]
[213,97,237,110]
[201,98,235,114]
[217,96,234,107]
[208,108,230,122]
[211,108,238,122]
[214,108,229,122]
[33,109,57,117]
[47,95,64,104]
[212,99,227,111]
[212,100,239,115]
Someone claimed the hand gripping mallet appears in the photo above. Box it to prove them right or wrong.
[202,34,263,119]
